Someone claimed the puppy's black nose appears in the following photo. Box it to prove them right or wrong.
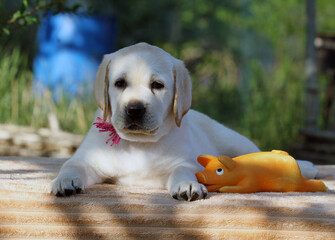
[126,102,146,120]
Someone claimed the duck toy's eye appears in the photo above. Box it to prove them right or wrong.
[216,168,224,175]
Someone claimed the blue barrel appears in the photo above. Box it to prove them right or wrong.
[33,12,116,100]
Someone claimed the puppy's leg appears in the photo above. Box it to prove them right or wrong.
[51,160,102,197]
[51,112,110,197]
[168,166,208,201]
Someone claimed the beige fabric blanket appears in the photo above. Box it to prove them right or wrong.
[0,156,334,239]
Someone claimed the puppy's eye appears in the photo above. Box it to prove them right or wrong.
[216,168,224,175]
[151,81,164,90]
[115,78,127,89]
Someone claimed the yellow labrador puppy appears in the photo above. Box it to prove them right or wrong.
[51,43,318,201]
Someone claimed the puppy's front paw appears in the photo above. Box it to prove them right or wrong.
[170,181,208,201]
[51,174,83,197]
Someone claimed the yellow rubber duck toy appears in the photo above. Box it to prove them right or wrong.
[196,150,327,193]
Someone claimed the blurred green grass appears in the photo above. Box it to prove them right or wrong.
[0,47,96,134]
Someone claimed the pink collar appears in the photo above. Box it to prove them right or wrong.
[93,117,121,146]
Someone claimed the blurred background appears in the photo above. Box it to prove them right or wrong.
[0,0,334,163]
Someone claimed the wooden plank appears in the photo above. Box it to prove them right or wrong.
[293,150,335,165]
[300,129,335,142]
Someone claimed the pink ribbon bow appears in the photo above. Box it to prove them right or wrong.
[93,117,121,146]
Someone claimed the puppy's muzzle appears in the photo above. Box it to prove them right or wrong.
[126,101,146,122]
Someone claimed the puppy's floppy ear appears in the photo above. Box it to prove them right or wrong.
[173,59,192,127]
[94,55,112,121]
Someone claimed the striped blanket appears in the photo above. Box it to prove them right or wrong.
[0,156,334,239]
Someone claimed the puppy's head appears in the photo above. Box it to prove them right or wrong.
[94,42,192,142]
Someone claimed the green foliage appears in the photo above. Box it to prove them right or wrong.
[1,0,84,38]
[317,1,335,34]
[238,0,306,150]
[0,47,32,125]
[242,60,305,150]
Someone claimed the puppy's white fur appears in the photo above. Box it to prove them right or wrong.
[51,43,319,200]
